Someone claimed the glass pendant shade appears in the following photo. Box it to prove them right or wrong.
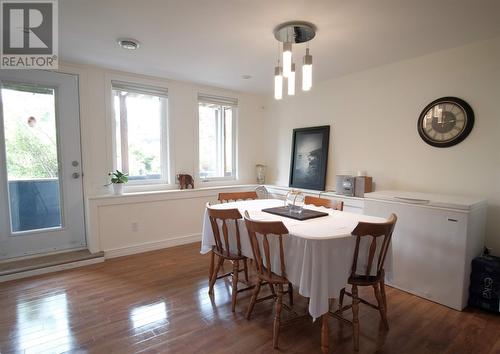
[282,42,292,78]
[302,48,313,91]
[288,63,296,96]
[274,65,283,100]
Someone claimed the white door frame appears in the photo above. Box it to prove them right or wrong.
[0,69,86,259]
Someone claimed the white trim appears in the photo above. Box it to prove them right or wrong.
[197,98,238,181]
[105,72,175,190]
[88,184,257,203]
[56,65,90,179]
[200,176,237,183]
[104,233,200,259]
[0,257,104,283]
[0,70,87,257]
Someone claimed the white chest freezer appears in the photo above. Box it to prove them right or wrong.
[364,190,487,310]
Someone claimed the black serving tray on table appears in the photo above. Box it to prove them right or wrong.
[262,206,329,221]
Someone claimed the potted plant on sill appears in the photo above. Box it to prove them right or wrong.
[108,170,128,195]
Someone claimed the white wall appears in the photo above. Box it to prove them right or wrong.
[86,185,257,256]
[56,62,265,254]
[263,37,500,253]
[58,62,266,197]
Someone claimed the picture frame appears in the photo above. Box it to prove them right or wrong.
[289,125,330,191]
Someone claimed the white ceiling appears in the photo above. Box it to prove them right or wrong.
[60,0,500,94]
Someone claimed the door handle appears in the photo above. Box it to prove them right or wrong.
[72,172,80,179]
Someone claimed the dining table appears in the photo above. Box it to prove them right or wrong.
[200,198,388,353]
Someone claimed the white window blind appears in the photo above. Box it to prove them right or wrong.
[197,94,237,107]
[112,81,168,98]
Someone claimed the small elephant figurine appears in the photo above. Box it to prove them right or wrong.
[177,174,194,189]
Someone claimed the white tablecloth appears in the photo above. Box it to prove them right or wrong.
[200,199,387,320]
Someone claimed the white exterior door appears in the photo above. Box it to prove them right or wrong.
[0,70,86,259]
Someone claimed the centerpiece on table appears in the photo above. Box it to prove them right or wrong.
[285,189,305,214]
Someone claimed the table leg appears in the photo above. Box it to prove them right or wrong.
[321,313,329,353]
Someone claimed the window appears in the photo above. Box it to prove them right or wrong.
[112,81,169,183]
[198,94,237,180]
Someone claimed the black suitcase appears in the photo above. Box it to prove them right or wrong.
[468,253,500,313]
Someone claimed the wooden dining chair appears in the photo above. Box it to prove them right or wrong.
[218,191,258,203]
[331,214,397,351]
[304,196,344,211]
[206,203,252,312]
[244,211,294,349]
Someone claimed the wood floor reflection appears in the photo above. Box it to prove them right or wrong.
[1,242,499,353]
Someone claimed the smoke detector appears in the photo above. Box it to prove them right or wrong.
[118,38,140,50]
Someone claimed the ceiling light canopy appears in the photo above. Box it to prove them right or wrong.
[273,22,316,44]
[273,22,316,100]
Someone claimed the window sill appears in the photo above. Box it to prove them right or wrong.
[198,177,239,187]
[87,184,258,204]
[121,183,176,194]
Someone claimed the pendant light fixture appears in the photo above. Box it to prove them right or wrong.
[274,63,283,100]
[282,42,292,78]
[302,47,312,91]
[288,63,296,96]
[274,42,283,100]
[273,21,316,99]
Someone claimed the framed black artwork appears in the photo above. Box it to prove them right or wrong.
[289,125,330,191]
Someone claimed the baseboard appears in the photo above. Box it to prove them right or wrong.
[104,233,201,259]
[0,257,105,283]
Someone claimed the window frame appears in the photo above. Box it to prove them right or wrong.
[107,76,173,189]
[197,95,238,183]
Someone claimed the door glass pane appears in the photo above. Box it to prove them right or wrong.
[1,83,62,233]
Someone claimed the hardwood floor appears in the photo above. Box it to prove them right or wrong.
[0,242,499,354]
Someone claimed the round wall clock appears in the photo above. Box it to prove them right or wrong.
[417,97,474,148]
